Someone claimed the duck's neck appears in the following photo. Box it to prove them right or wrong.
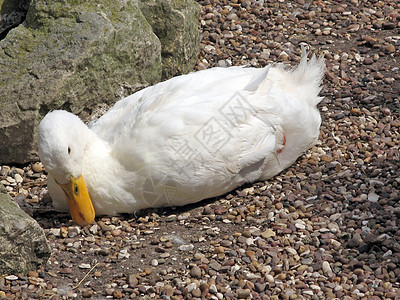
[82,131,143,215]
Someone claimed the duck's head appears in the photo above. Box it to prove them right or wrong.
[38,110,95,226]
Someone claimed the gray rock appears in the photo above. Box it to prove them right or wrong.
[139,0,200,78]
[0,0,199,164]
[0,192,51,275]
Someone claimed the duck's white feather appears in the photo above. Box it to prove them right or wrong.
[38,51,325,216]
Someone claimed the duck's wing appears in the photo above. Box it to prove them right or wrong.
[90,66,269,147]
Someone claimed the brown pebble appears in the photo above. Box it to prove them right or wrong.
[354,268,364,276]
[93,271,102,277]
[112,290,123,299]
[128,274,138,288]
[363,57,374,65]
[59,268,73,274]
[214,246,225,254]
[28,271,39,278]
[237,288,251,299]
[32,163,43,173]
[82,289,94,298]
[350,108,362,116]
[111,229,122,237]
[190,266,202,278]
[164,284,174,296]
[199,283,209,292]
[192,288,202,297]
[385,44,396,53]
[165,242,174,248]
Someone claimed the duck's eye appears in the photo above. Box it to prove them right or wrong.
[68,146,71,155]
[74,184,79,195]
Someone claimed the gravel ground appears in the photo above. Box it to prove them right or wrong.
[1,0,399,299]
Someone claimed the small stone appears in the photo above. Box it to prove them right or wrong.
[354,268,364,276]
[144,268,152,275]
[94,271,102,277]
[322,261,334,277]
[32,163,43,173]
[60,268,73,274]
[363,57,374,65]
[49,228,61,237]
[89,224,99,234]
[79,263,91,269]
[190,266,202,278]
[192,288,202,297]
[187,282,197,293]
[112,290,123,299]
[82,289,94,298]
[5,275,18,281]
[28,271,39,278]
[350,108,362,116]
[254,282,266,292]
[209,284,218,294]
[178,244,194,251]
[68,226,81,238]
[385,44,396,53]
[151,259,158,267]
[111,229,122,237]
[14,173,23,183]
[214,246,225,254]
[202,206,213,215]
[368,192,379,202]
[261,229,275,239]
[237,288,251,299]
[128,274,138,288]
[265,274,275,283]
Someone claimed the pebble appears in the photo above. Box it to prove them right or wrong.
[178,244,194,251]
[32,163,43,173]
[368,192,380,202]
[79,263,91,269]
[237,288,251,299]
[190,266,202,278]
[322,261,334,277]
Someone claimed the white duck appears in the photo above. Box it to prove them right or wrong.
[38,49,325,226]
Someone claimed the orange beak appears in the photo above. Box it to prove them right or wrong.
[59,175,95,226]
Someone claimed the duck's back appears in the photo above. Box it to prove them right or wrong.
[90,53,325,209]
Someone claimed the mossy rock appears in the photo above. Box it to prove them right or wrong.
[0,0,200,164]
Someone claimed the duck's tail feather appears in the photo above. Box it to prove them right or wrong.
[289,47,326,106]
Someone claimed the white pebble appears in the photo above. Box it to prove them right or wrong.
[178,244,194,251]
[79,263,91,269]
[322,261,334,277]
[49,228,61,237]
[151,259,158,267]
[186,282,197,293]
[68,226,81,238]
[14,174,23,184]
[265,274,275,283]
[286,247,298,256]
[209,284,218,294]
[89,224,99,234]
[367,192,379,202]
